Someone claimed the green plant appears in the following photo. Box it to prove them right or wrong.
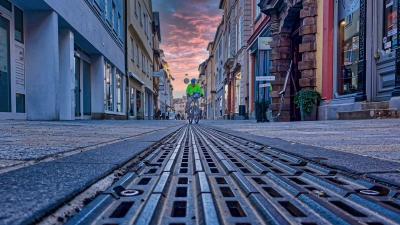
[294,90,322,119]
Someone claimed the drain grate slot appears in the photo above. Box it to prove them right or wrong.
[226,201,247,217]
[278,201,307,217]
[289,178,308,185]
[216,177,227,184]
[220,187,235,197]
[171,201,187,217]
[252,177,266,184]
[146,168,157,174]
[109,201,134,218]
[329,201,367,217]
[326,178,348,185]
[178,177,188,184]
[138,178,151,185]
[175,187,188,197]
[262,187,283,197]
[381,201,400,211]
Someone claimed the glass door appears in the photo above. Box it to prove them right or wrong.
[0,15,10,112]
[74,56,81,117]
[82,60,91,116]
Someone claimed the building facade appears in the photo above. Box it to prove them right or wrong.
[259,0,321,121]
[318,0,400,119]
[205,42,215,120]
[0,0,125,120]
[247,0,271,119]
[219,0,252,120]
[212,22,226,120]
[127,0,154,120]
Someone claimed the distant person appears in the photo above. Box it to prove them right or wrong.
[185,78,203,113]
[177,113,181,120]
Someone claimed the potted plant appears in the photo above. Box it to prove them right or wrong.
[294,90,322,121]
[255,99,269,122]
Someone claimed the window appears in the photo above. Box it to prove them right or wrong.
[237,15,243,52]
[337,0,360,95]
[142,53,145,71]
[14,6,23,43]
[227,34,231,58]
[104,62,113,111]
[130,37,134,60]
[144,13,147,34]
[134,0,137,16]
[105,0,108,20]
[117,13,121,36]
[0,0,11,11]
[111,2,115,28]
[138,3,142,25]
[383,1,397,55]
[147,59,149,74]
[256,0,260,17]
[136,45,139,65]
[116,71,123,112]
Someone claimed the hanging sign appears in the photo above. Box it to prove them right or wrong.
[259,83,271,88]
[258,37,273,50]
[154,71,165,77]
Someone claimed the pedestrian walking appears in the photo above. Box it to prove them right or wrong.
[177,113,181,120]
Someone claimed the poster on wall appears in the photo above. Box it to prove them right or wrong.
[258,37,273,50]
[0,27,8,73]
[388,11,397,37]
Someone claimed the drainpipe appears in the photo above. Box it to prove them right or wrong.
[124,0,129,120]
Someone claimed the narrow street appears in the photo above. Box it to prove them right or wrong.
[1,120,400,224]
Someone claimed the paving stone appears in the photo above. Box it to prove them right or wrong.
[0,162,116,225]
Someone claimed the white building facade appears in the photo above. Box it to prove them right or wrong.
[0,0,125,120]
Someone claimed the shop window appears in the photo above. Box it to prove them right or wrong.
[382,0,398,55]
[337,0,360,95]
[104,62,113,111]
[14,6,23,43]
[0,0,11,11]
[130,87,135,116]
[116,71,122,112]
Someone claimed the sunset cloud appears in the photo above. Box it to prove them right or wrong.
[153,0,222,98]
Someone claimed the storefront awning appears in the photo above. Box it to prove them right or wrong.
[145,84,155,94]
[129,72,145,85]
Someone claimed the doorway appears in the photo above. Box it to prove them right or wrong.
[290,20,302,121]
[74,52,91,119]
[372,0,396,101]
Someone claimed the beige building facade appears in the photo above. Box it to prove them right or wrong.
[127,0,154,120]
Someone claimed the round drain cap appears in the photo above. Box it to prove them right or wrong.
[121,189,141,196]
[359,190,380,196]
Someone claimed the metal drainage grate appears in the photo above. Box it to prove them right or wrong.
[66,125,400,225]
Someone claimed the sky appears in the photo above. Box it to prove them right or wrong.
[153,0,222,98]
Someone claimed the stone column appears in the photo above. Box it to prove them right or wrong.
[58,29,75,120]
[90,55,105,119]
[269,11,292,121]
[298,0,318,90]
[25,11,59,120]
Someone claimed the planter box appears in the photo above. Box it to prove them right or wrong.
[301,104,318,121]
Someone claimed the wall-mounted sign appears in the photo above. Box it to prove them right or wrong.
[256,76,275,81]
[154,71,164,77]
[259,83,271,88]
[159,84,165,91]
[258,37,273,50]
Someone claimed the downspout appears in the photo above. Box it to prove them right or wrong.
[124,0,129,119]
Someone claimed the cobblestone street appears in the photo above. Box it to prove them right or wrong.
[0,119,400,224]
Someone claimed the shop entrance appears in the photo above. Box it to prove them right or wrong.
[373,0,396,101]
[74,51,91,119]
[290,19,302,121]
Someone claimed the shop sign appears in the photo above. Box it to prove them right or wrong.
[159,84,165,91]
[258,37,273,50]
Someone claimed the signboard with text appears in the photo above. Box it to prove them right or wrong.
[256,76,275,81]
[154,71,165,77]
[259,83,271,88]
